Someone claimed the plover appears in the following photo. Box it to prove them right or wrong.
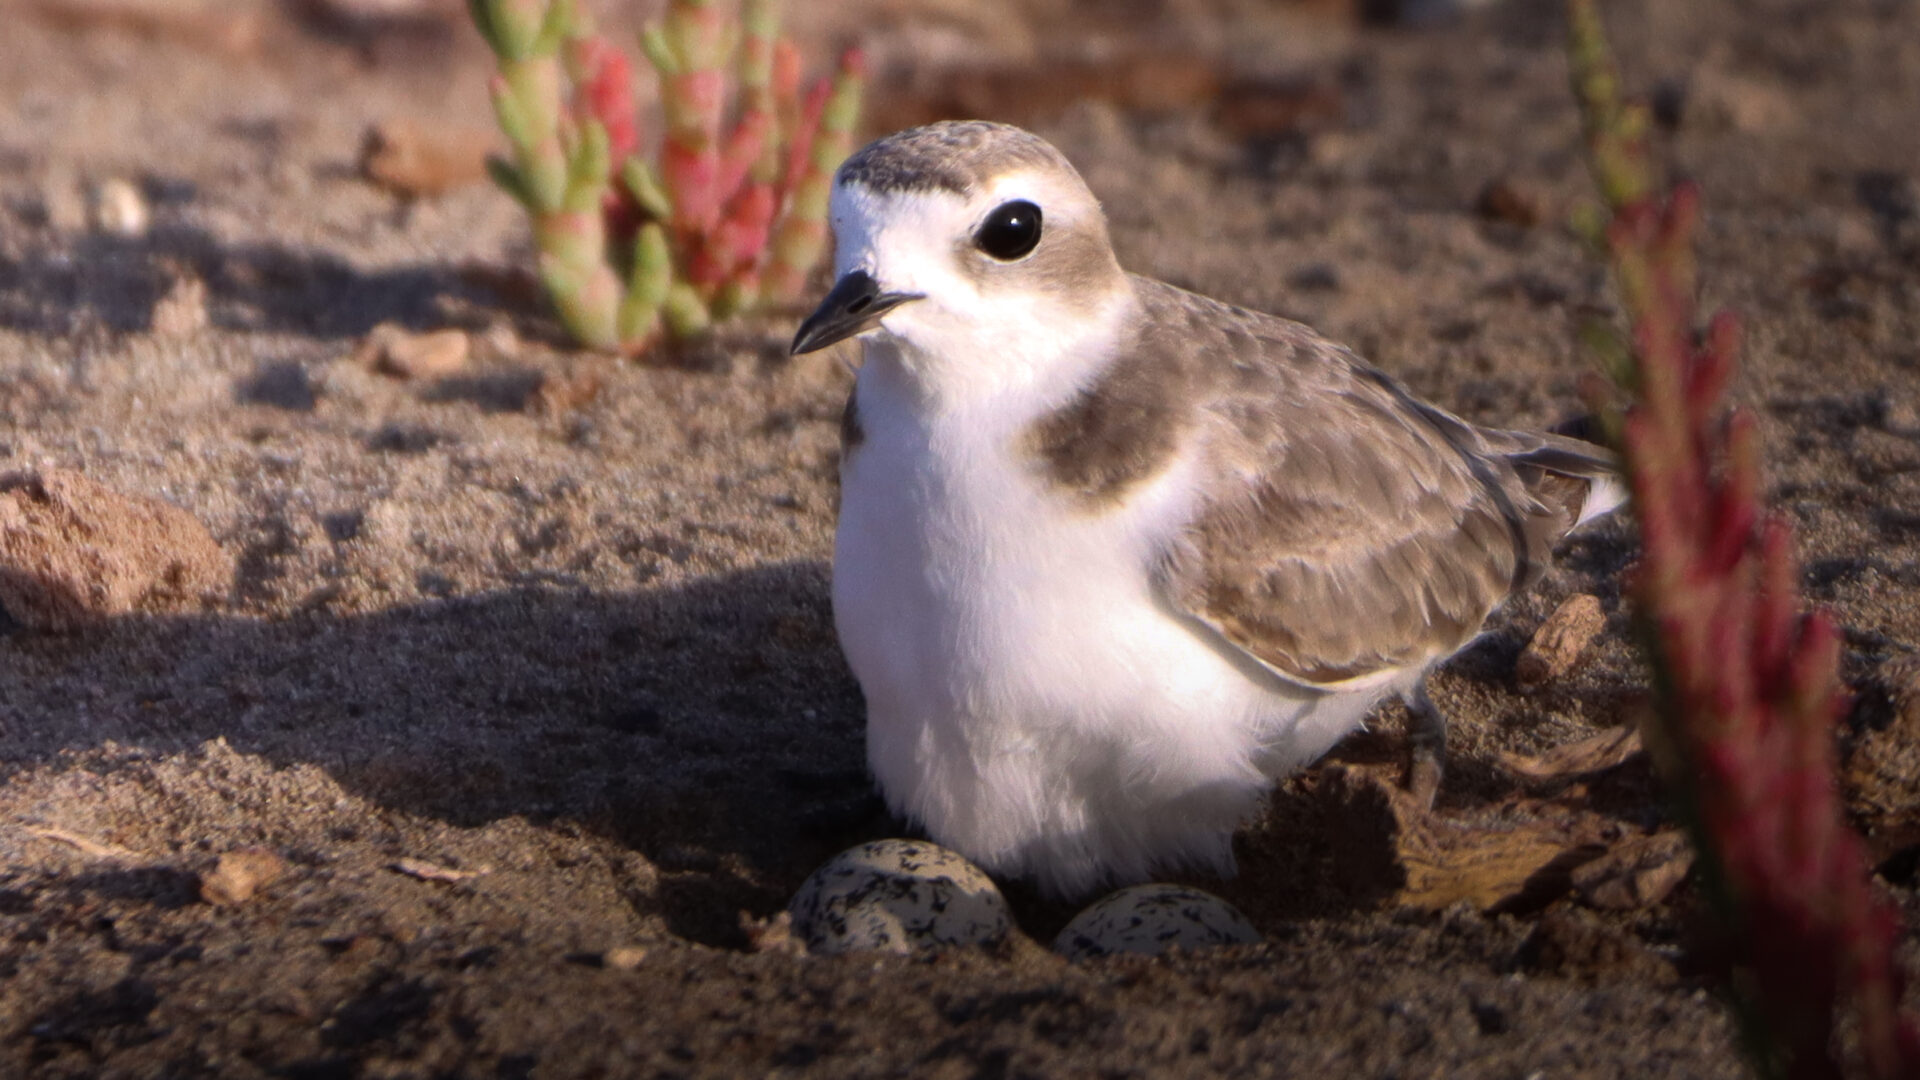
[792,121,1623,899]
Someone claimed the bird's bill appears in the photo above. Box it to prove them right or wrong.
[790,271,924,356]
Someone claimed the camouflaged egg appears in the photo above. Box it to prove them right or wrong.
[789,839,1011,955]
[1053,884,1260,960]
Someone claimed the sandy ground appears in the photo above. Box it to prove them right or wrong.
[1,0,1917,1075]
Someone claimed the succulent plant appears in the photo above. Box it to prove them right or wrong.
[470,0,865,354]
[1568,3,1919,1077]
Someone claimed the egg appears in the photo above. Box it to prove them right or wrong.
[1053,884,1260,960]
[789,839,1011,955]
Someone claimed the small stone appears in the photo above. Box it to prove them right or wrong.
[89,177,150,238]
[357,323,470,380]
[200,847,288,906]
[1054,884,1260,961]
[603,946,648,971]
[788,839,1010,956]
[360,119,494,199]
[1515,594,1606,690]
[1475,176,1545,229]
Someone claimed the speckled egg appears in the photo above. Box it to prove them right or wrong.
[1052,884,1261,960]
[788,839,1011,955]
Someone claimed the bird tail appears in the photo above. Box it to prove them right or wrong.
[1496,432,1626,530]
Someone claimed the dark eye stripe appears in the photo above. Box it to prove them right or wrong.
[975,200,1043,260]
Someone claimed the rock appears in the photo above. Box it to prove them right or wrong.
[199,848,288,906]
[0,470,232,631]
[1053,884,1260,961]
[89,177,149,238]
[1475,176,1545,229]
[1515,594,1606,690]
[360,119,494,199]
[356,323,470,380]
[788,840,1010,956]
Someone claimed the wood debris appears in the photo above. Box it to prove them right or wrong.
[1572,830,1694,909]
[1318,766,1615,913]
[1499,725,1644,784]
[390,857,488,883]
[1515,594,1606,689]
[24,825,140,860]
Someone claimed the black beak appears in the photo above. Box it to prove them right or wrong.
[790,271,923,356]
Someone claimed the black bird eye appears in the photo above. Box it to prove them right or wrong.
[974,200,1043,261]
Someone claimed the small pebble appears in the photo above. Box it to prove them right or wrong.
[90,177,150,238]
[200,848,287,906]
[1053,884,1260,961]
[357,323,470,380]
[603,946,648,971]
[788,839,1010,956]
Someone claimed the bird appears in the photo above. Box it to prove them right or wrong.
[790,121,1624,900]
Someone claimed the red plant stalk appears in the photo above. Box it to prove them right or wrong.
[1567,2,1919,1077]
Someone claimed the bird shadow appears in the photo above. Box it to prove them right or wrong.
[0,561,892,946]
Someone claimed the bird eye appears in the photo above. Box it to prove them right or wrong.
[974,200,1043,261]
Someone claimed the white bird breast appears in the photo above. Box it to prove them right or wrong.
[830,336,1391,897]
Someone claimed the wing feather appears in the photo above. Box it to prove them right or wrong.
[1125,280,1613,689]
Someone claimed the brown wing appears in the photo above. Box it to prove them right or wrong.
[1135,284,1610,688]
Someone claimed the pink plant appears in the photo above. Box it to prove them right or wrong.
[470,0,865,353]
[1566,2,1919,1076]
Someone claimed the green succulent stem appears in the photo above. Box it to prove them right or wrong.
[472,0,866,354]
